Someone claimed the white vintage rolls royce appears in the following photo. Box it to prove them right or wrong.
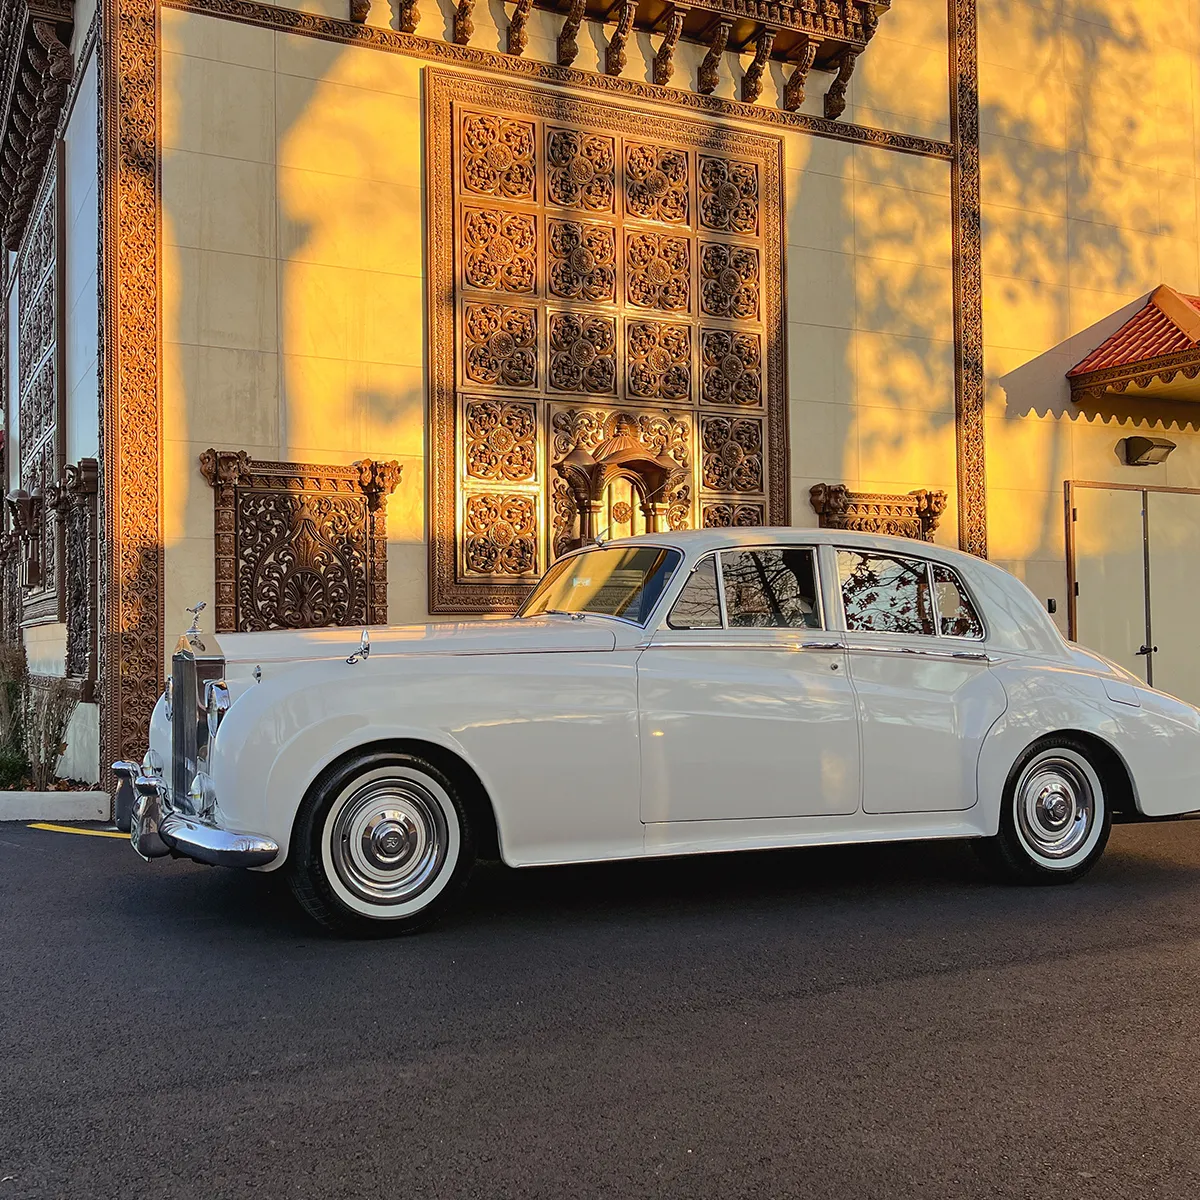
[118,528,1200,934]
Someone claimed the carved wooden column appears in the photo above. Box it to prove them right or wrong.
[697,20,732,95]
[653,6,688,87]
[557,0,587,66]
[783,34,818,111]
[741,26,777,104]
[507,0,534,56]
[48,459,99,695]
[824,46,861,120]
[605,0,638,76]
[453,0,474,44]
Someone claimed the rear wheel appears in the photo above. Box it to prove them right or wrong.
[976,736,1112,885]
[288,751,476,935]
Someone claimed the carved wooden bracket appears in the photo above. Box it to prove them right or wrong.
[398,0,419,32]
[507,0,535,56]
[653,6,688,87]
[348,0,370,22]
[697,19,731,95]
[810,483,947,543]
[824,46,861,120]
[199,451,402,633]
[453,0,475,44]
[741,26,777,105]
[557,0,587,66]
[605,0,638,77]
[783,35,819,111]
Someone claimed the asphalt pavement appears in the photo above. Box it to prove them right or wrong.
[3,818,1200,1199]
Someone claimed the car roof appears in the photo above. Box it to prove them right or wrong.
[595,526,980,567]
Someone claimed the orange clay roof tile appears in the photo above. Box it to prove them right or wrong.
[1068,286,1200,376]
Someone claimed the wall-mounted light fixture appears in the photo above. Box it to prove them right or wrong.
[1121,435,1177,466]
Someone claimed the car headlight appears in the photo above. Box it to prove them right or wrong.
[205,680,230,739]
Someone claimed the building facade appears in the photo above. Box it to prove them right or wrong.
[2,0,1200,784]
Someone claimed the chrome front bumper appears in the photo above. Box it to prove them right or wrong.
[113,760,279,869]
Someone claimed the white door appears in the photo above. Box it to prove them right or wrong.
[836,548,1008,814]
[638,547,860,823]
[1072,486,1150,680]
[1147,491,1200,705]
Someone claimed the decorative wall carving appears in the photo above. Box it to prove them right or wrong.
[809,483,947,542]
[950,0,986,557]
[548,312,616,395]
[0,0,75,250]
[703,500,765,527]
[653,6,686,87]
[14,153,64,624]
[547,219,616,302]
[48,458,98,688]
[430,71,784,611]
[199,451,401,633]
[463,303,537,388]
[741,27,776,105]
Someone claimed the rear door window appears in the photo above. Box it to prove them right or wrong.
[837,550,935,635]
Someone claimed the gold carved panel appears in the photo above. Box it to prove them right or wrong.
[428,70,787,612]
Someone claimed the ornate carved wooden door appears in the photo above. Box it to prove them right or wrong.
[427,71,787,613]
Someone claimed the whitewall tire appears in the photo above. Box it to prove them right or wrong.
[977,736,1113,885]
[289,751,476,935]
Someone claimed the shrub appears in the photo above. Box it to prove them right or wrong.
[0,644,80,790]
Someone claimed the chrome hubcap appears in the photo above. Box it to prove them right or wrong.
[1016,755,1095,860]
[329,778,448,904]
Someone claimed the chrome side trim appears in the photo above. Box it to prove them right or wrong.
[640,638,842,652]
[158,813,279,869]
[845,644,993,663]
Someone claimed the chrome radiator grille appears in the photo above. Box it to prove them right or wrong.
[170,648,225,810]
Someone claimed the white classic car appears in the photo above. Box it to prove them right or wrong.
[119,528,1200,934]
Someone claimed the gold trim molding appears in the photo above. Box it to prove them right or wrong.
[101,0,162,764]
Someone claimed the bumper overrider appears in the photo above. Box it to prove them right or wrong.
[113,758,279,869]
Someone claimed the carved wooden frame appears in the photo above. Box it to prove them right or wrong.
[199,450,401,634]
[427,68,786,612]
[47,457,98,694]
[810,482,947,543]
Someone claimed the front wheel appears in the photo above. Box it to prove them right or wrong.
[976,736,1112,885]
[288,751,476,935]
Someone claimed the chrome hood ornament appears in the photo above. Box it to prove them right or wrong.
[346,628,371,665]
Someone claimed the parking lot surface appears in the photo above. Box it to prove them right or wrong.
[3,819,1200,1199]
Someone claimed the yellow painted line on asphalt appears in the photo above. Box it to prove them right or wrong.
[27,822,126,840]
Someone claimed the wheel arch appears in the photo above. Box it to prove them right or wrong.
[1012,728,1137,816]
[296,737,503,862]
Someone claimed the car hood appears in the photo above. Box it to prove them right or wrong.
[213,617,619,665]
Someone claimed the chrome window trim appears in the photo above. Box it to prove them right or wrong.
[665,553,724,631]
[833,546,990,644]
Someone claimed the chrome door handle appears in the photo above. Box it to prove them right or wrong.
[801,640,844,650]
[1136,644,1158,656]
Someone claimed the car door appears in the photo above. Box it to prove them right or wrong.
[637,545,861,823]
[835,547,1007,814]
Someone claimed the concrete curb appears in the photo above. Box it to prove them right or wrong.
[0,791,110,822]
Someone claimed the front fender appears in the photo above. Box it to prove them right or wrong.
[208,661,499,872]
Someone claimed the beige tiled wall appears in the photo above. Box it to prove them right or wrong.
[979,0,1200,629]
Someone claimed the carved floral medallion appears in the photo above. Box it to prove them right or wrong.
[701,329,762,407]
[548,312,617,395]
[626,231,690,312]
[701,415,764,492]
[546,127,616,213]
[700,242,759,320]
[548,219,616,303]
[625,143,689,224]
[698,156,759,236]
[627,321,691,401]
[461,207,537,293]
[463,492,538,576]
[460,112,536,201]
[463,303,537,388]
[464,399,538,481]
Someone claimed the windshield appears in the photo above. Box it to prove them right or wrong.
[519,546,682,626]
